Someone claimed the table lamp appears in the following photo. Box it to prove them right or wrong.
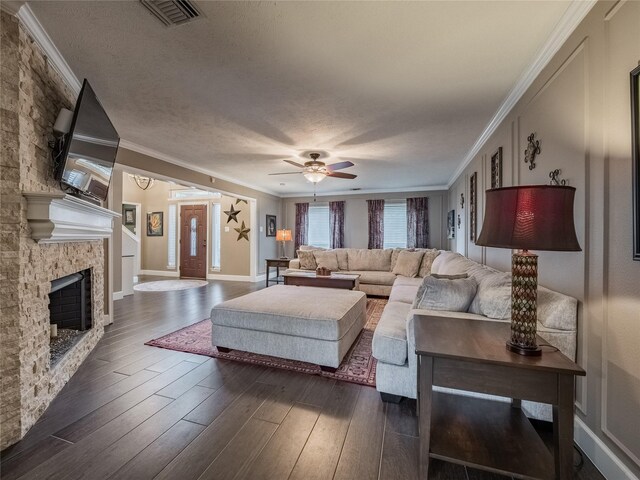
[476,185,581,356]
[276,228,292,259]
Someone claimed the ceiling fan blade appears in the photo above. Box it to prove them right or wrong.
[327,172,357,179]
[268,172,303,176]
[283,159,306,168]
[326,161,355,172]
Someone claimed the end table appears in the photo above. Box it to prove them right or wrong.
[265,258,290,287]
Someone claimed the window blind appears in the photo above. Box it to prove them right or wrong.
[167,204,177,268]
[383,200,408,248]
[211,203,221,269]
[307,204,331,249]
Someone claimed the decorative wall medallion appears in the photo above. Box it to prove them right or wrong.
[447,210,456,239]
[469,172,477,242]
[491,147,503,188]
[224,204,241,223]
[460,193,465,209]
[524,133,540,170]
[457,214,462,229]
[549,169,566,186]
[234,221,250,241]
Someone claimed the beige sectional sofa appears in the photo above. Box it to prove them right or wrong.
[287,246,439,296]
[289,247,578,420]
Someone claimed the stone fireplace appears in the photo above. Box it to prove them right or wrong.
[0,11,117,450]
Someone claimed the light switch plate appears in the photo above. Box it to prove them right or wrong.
[224,226,230,232]
[259,226,263,232]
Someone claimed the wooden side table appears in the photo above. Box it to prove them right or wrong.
[414,315,585,480]
[265,258,290,287]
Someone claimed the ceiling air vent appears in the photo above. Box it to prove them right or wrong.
[140,0,203,26]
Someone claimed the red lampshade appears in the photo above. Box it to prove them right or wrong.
[476,185,581,251]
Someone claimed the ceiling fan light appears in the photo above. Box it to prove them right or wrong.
[303,171,326,183]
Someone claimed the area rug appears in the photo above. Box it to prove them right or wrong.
[134,280,208,292]
[145,298,387,387]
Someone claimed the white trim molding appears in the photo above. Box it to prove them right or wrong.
[16,4,82,93]
[447,0,597,188]
[575,417,639,480]
[23,192,120,243]
[112,291,124,301]
[280,184,449,198]
[207,273,265,283]
[139,270,180,278]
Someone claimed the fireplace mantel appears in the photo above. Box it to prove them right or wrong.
[23,192,120,243]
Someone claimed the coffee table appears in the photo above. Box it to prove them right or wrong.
[283,271,360,290]
[415,315,585,480]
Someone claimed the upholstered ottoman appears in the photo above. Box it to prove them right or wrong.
[210,285,367,369]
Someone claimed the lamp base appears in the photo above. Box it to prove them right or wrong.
[506,341,542,356]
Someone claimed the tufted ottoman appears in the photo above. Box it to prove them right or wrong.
[210,285,367,369]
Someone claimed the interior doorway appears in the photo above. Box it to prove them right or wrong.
[180,204,208,279]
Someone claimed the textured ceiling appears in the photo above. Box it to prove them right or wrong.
[27,1,571,195]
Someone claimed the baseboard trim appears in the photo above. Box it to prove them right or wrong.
[206,273,256,282]
[139,270,180,278]
[112,291,124,301]
[574,416,639,480]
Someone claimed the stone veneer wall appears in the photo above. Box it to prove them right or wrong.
[0,11,107,449]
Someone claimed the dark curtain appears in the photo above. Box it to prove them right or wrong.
[294,202,309,256]
[367,199,385,249]
[407,197,429,248]
[329,201,345,249]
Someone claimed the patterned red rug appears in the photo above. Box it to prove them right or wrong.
[145,298,387,387]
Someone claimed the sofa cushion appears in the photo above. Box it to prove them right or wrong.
[413,276,478,312]
[418,249,440,277]
[313,250,339,271]
[537,286,578,331]
[299,245,328,251]
[297,250,317,270]
[388,283,421,304]
[468,272,512,318]
[333,248,349,270]
[372,301,412,365]
[392,250,424,278]
[432,252,477,276]
[343,270,397,286]
[347,249,392,271]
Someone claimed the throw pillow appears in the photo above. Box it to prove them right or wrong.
[392,250,425,278]
[297,250,317,270]
[468,272,511,318]
[418,249,441,277]
[412,276,478,312]
[313,250,339,271]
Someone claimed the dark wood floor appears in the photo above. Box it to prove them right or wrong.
[1,277,604,480]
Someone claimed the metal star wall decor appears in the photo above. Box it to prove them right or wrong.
[234,221,250,241]
[235,198,248,205]
[224,204,241,223]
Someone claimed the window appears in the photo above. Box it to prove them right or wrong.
[307,204,330,249]
[211,203,221,270]
[170,189,221,199]
[383,200,407,248]
[167,204,177,268]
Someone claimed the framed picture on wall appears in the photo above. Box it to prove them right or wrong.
[123,206,136,226]
[491,147,503,188]
[632,65,640,260]
[470,172,477,242]
[266,215,277,237]
[147,212,163,237]
[447,210,456,239]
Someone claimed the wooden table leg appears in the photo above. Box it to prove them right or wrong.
[265,266,270,288]
[419,355,433,479]
[553,374,575,480]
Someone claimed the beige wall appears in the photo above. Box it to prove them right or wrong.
[115,148,281,276]
[447,1,640,474]
[282,190,447,257]
[121,176,253,276]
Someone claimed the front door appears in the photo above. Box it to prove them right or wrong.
[180,205,207,279]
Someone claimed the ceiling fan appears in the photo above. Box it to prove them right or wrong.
[269,152,357,183]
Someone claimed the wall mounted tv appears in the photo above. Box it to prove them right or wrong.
[55,79,119,203]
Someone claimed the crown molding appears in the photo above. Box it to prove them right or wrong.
[0,1,22,16]
[119,140,280,197]
[16,4,82,93]
[446,0,597,189]
[280,184,449,198]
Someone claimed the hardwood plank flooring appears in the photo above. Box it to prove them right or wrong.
[1,277,605,480]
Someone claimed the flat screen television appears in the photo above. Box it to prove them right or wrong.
[56,79,119,202]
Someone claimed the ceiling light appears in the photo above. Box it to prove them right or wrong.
[128,174,155,190]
